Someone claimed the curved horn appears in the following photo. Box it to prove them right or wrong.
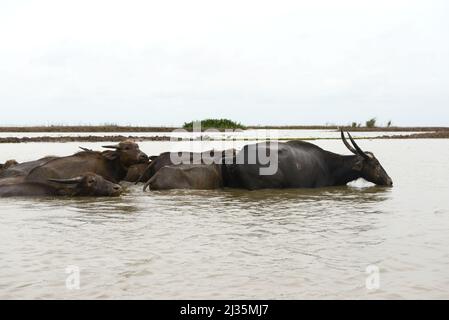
[102,144,120,149]
[79,146,94,152]
[347,132,369,159]
[340,129,357,155]
[135,157,158,184]
[47,176,83,185]
[143,176,155,191]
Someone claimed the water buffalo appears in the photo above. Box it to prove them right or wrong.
[143,164,223,191]
[0,157,58,178]
[137,149,236,183]
[0,173,122,197]
[0,176,25,186]
[0,159,18,169]
[221,131,393,190]
[123,156,159,182]
[0,160,19,173]
[25,140,148,183]
[124,163,151,182]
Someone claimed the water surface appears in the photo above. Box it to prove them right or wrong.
[1,138,448,299]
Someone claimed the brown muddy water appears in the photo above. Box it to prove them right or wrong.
[0,138,448,299]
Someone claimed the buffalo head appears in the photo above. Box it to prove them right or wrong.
[102,140,148,167]
[1,160,18,170]
[341,130,393,186]
[48,173,123,196]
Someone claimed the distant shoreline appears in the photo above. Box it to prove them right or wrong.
[1,131,449,143]
[0,125,448,133]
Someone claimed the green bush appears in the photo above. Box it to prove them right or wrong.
[183,119,246,130]
[366,118,377,128]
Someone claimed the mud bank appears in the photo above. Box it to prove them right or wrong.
[0,126,178,133]
[378,131,449,139]
[1,131,449,143]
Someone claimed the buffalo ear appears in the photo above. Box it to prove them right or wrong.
[352,158,364,171]
[102,150,119,160]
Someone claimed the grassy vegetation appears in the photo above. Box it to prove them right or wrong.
[0,135,172,143]
[247,125,448,132]
[365,118,377,128]
[0,123,448,133]
[183,119,246,130]
[0,125,178,133]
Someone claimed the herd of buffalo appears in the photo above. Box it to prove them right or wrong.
[0,131,393,198]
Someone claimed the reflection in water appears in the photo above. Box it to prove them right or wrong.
[220,185,391,204]
[1,139,449,299]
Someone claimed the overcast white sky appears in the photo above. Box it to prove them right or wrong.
[0,0,448,126]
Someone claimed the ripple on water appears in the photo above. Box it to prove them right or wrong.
[1,139,449,299]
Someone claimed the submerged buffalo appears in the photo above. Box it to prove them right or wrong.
[0,160,19,173]
[124,163,151,182]
[143,164,223,191]
[0,173,122,197]
[222,131,393,190]
[0,157,58,179]
[137,149,236,183]
[25,140,148,183]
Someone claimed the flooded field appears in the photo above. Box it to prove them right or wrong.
[1,135,448,299]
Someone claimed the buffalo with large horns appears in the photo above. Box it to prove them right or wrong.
[221,130,393,190]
